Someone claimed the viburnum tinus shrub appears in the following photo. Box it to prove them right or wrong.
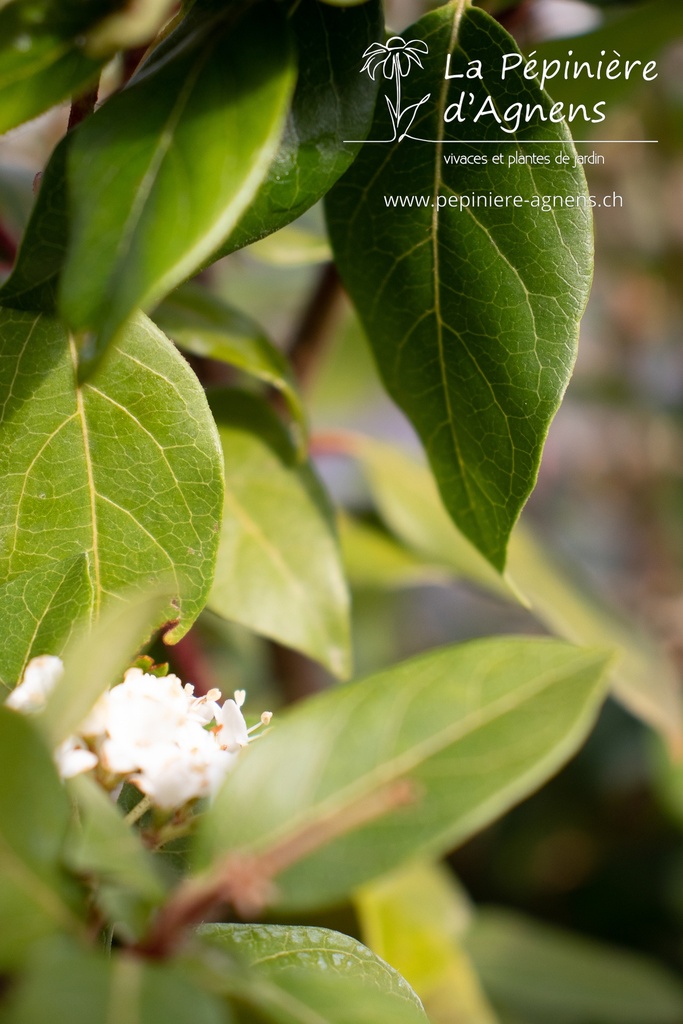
[0,0,681,1022]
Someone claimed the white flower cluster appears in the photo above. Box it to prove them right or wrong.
[6,655,271,810]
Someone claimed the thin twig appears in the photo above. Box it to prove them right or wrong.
[138,777,417,958]
[68,85,99,131]
[286,263,344,389]
[0,222,17,267]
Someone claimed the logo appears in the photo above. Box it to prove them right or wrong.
[357,36,431,143]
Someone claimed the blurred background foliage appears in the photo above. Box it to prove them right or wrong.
[1,0,682,1019]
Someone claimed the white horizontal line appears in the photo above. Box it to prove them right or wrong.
[345,139,658,145]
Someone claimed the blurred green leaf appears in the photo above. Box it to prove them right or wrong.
[0,137,69,313]
[349,436,515,599]
[0,939,227,1024]
[0,308,224,681]
[198,636,609,910]
[352,437,683,751]
[339,514,451,590]
[208,390,350,678]
[0,4,102,135]
[153,284,307,455]
[465,908,683,1024]
[58,1,295,370]
[326,3,593,572]
[0,163,35,237]
[505,530,683,756]
[356,862,500,1024]
[211,0,381,259]
[0,709,83,968]
[63,774,167,940]
[200,923,423,1009]
[248,224,332,267]
[84,0,177,55]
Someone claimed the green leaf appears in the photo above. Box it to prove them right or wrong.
[0,4,103,135]
[356,862,500,1024]
[194,941,429,1024]
[326,3,593,572]
[84,0,178,56]
[58,1,296,369]
[237,972,429,1024]
[197,637,610,910]
[248,223,332,268]
[349,436,516,599]
[0,308,224,680]
[153,284,308,456]
[1,940,228,1024]
[339,514,451,590]
[0,708,83,968]
[209,0,381,260]
[0,554,92,692]
[465,908,683,1024]
[0,162,35,237]
[0,136,69,314]
[200,923,424,1010]
[352,437,683,752]
[207,390,350,678]
[63,774,167,939]
[504,530,683,756]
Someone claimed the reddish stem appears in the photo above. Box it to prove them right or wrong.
[68,85,99,131]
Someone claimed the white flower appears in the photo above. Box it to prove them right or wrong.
[6,654,272,811]
[55,736,98,779]
[216,698,250,752]
[6,655,64,712]
[130,723,238,809]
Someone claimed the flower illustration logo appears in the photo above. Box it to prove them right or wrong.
[361,36,431,142]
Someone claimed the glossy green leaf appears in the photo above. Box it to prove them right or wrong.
[207,390,350,678]
[244,972,429,1024]
[153,284,307,455]
[0,308,224,680]
[356,863,500,1024]
[0,708,83,968]
[63,774,166,939]
[210,0,381,260]
[352,437,683,752]
[0,136,69,314]
[1,940,227,1024]
[196,943,428,1024]
[198,637,610,910]
[465,909,683,1024]
[200,923,423,1010]
[326,2,593,572]
[58,1,296,369]
[0,4,103,135]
